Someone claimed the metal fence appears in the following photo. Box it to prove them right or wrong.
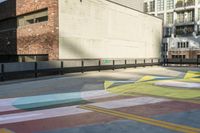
[163,58,200,66]
[0,58,160,81]
[0,54,48,63]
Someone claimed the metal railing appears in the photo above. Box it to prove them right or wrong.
[163,58,200,66]
[176,0,195,8]
[0,58,161,81]
[175,19,194,25]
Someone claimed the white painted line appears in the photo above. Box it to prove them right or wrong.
[155,81,200,88]
[90,97,170,109]
[0,97,170,125]
[0,99,18,112]
[0,106,91,125]
[82,90,117,100]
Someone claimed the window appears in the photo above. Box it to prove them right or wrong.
[167,0,174,10]
[157,0,164,11]
[177,12,184,23]
[150,0,155,12]
[186,42,189,48]
[162,43,168,52]
[167,12,173,24]
[186,10,194,22]
[176,25,194,36]
[144,2,148,12]
[157,13,164,20]
[177,41,189,48]
[180,42,183,48]
[173,55,186,59]
[165,43,168,51]
[17,8,48,27]
[178,42,180,48]
[176,0,184,8]
[197,55,200,59]
[164,27,173,37]
[198,9,200,20]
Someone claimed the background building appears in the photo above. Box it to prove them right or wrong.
[144,0,200,59]
[0,0,162,62]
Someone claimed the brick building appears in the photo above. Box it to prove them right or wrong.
[0,0,162,62]
[0,0,58,61]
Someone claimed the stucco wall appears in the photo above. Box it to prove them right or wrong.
[59,0,162,59]
[110,0,143,11]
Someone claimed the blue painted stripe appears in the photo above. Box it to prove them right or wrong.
[13,92,83,110]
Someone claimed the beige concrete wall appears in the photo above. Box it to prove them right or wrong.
[110,0,144,11]
[59,0,162,59]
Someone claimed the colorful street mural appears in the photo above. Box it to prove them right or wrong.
[0,71,200,133]
[105,71,200,101]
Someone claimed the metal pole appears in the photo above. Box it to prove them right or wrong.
[82,60,84,73]
[1,64,4,81]
[135,59,137,68]
[34,62,38,78]
[60,61,64,75]
[180,58,182,67]
[99,60,101,72]
[113,60,115,71]
[124,60,127,69]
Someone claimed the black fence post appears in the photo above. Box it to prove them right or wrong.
[1,64,5,81]
[135,59,137,68]
[99,60,101,72]
[158,59,161,66]
[180,58,182,67]
[82,60,84,73]
[125,60,127,69]
[34,62,38,78]
[143,59,146,67]
[163,58,166,66]
[151,59,153,66]
[60,61,64,75]
[167,59,169,66]
[113,60,115,71]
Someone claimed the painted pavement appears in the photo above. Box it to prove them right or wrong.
[0,70,200,133]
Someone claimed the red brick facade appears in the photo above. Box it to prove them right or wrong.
[16,0,59,60]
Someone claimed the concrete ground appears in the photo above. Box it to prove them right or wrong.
[0,66,200,133]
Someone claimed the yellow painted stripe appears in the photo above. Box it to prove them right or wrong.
[80,105,200,133]
[0,128,14,133]
[107,88,200,105]
[124,92,200,105]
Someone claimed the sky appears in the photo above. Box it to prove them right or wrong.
[0,0,6,3]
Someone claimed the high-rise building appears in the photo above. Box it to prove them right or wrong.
[144,0,200,59]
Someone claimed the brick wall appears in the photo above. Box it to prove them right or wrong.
[0,0,17,55]
[0,30,17,55]
[16,0,59,60]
